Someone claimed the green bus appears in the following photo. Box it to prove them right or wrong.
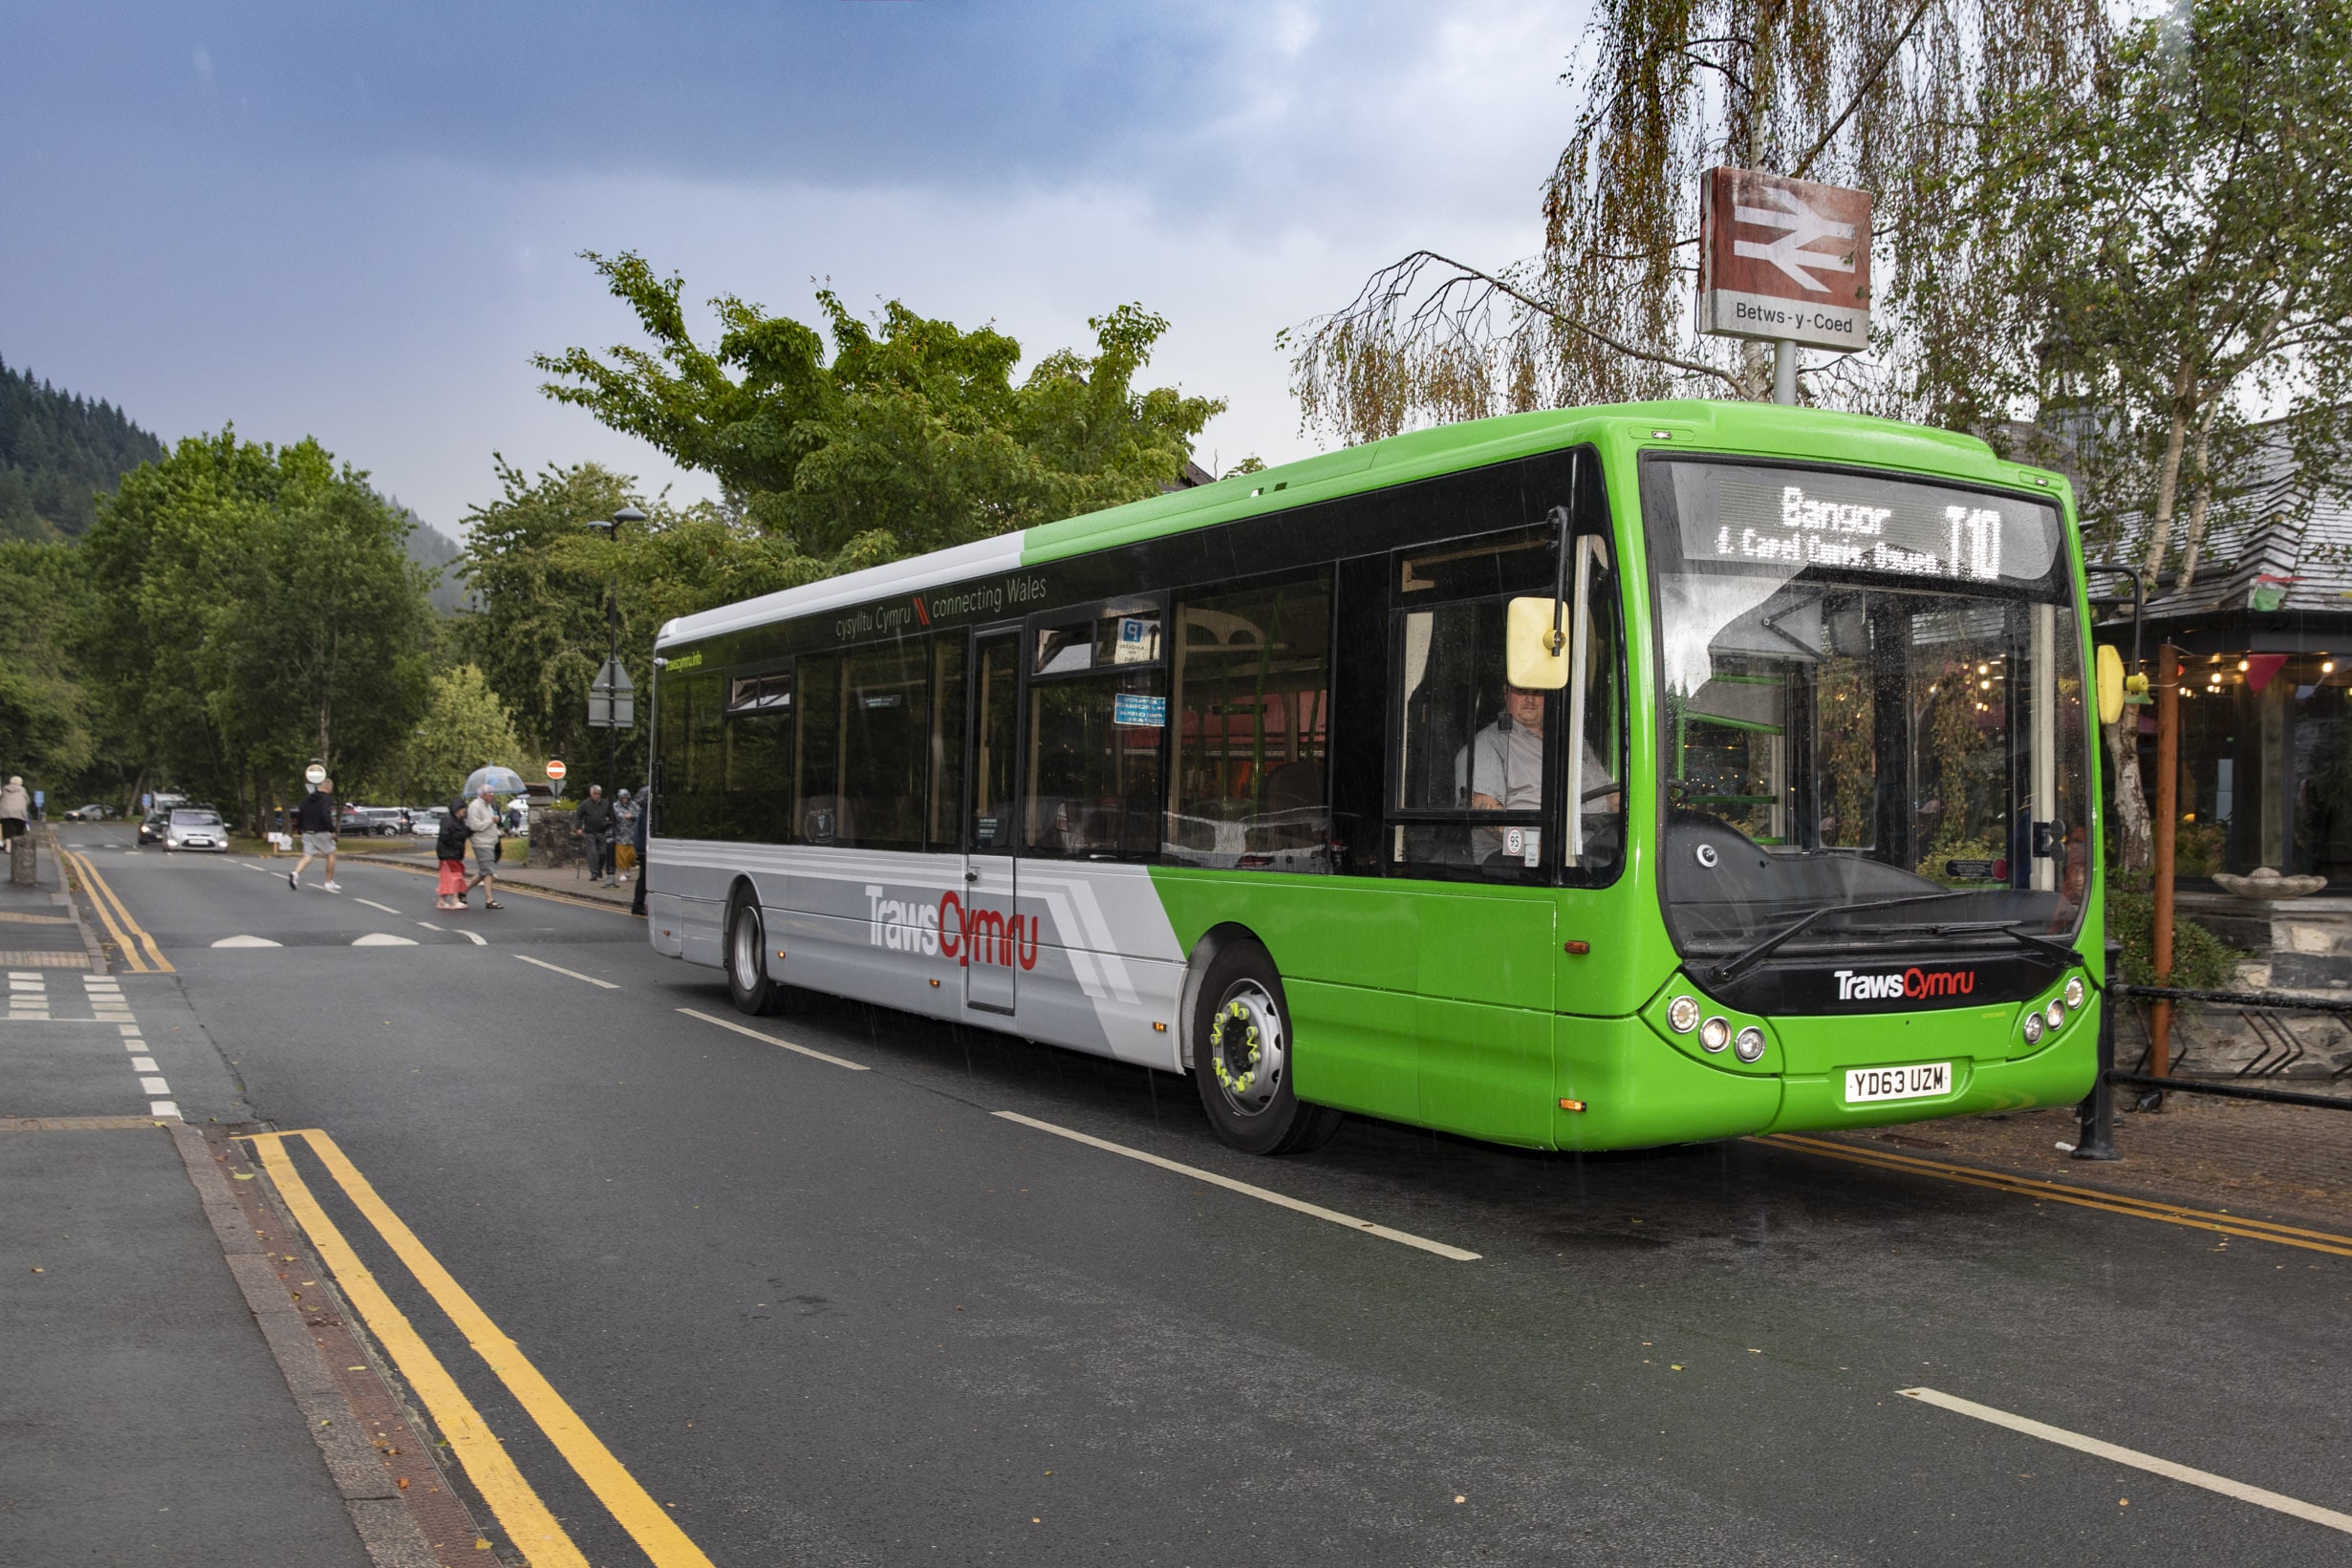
[644,400,2100,1155]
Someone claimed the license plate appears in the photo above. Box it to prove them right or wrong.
[1845,1062,1953,1105]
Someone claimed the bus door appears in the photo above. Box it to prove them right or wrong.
[963,628,1022,1015]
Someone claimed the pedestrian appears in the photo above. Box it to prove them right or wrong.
[0,775,29,846]
[434,794,471,911]
[287,776,342,892]
[612,788,639,888]
[578,784,615,887]
[464,784,505,909]
[629,784,650,916]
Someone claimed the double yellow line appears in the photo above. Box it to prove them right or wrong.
[244,1130,715,1568]
[56,847,171,973]
[1759,1131,2352,1258]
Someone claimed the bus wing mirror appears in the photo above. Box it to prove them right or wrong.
[2095,643,2125,725]
[1505,596,1570,690]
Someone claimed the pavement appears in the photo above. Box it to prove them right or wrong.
[7,823,2352,1565]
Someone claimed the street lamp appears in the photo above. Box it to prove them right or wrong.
[586,505,646,805]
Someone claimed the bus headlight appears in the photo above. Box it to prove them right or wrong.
[2062,976,2085,1010]
[1668,996,1700,1034]
[2045,999,2066,1030]
[2021,1012,2045,1045]
[1699,1017,1731,1053]
[1734,1026,1766,1063]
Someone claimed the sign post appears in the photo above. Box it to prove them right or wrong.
[1695,167,1873,406]
[587,659,635,803]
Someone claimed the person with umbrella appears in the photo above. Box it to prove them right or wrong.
[463,783,506,909]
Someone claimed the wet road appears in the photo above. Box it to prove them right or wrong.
[44,825,2352,1565]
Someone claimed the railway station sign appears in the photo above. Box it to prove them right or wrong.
[1695,167,1872,352]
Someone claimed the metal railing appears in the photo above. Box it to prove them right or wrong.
[2077,941,2352,1161]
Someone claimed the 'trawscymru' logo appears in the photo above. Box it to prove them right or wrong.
[867,885,1038,971]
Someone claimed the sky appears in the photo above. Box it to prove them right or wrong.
[2,2,1592,537]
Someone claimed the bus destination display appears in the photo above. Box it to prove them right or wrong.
[1666,462,2058,587]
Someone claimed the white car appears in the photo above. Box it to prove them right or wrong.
[164,808,228,852]
[410,806,451,838]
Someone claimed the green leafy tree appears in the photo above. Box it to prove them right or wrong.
[0,542,101,786]
[532,254,1222,560]
[1969,0,2352,872]
[1283,0,2109,440]
[393,663,525,805]
[79,431,434,823]
[455,459,885,784]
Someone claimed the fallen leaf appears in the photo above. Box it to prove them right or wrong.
[232,1171,254,1180]
[30,1267,42,1274]
[396,1478,410,1491]
[1454,1494,1466,1504]
[1670,1364,1684,1371]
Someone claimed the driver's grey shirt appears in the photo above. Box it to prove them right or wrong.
[1456,721,1614,808]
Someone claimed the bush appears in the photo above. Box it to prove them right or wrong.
[2105,887,2245,987]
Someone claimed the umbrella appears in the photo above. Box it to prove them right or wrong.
[463,765,529,797]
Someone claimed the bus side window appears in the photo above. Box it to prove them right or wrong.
[1025,609,1165,860]
[795,655,842,845]
[1165,575,1332,872]
[1566,533,1626,879]
[971,634,1019,852]
[1386,522,1577,880]
[929,635,966,853]
[723,667,794,845]
[840,640,930,851]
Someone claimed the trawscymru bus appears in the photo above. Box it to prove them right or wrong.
[643,400,2101,1155]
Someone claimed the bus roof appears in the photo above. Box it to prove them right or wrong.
[656,399,2060,650]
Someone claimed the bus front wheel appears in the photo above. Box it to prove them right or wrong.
[725,893,785,1016]
[1190,941,1342,1156]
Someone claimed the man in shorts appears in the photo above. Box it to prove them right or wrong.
[288,777,342,891]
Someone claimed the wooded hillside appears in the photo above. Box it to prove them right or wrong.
[0,354,165,541]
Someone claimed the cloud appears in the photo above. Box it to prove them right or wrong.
[0,1,1591,531]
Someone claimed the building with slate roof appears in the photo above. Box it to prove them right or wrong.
[2093,422,2352,883]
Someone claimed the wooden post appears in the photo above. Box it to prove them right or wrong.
[2150,643,2180,1078]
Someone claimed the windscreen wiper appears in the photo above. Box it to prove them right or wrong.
[1917,920,2081,966]
[1701,891,1979,986]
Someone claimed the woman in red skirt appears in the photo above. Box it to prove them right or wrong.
[433,796,471,911]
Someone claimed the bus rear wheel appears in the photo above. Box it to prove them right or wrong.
[725,892,785,1016]
[1190,941,1342,1156]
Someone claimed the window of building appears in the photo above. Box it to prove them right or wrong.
[1165,574,1332,871]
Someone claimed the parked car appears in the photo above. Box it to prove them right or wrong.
[409,805,451,838]
[65,804,113,821]
[164,807,228,852]
[339,805,407,837]
[138,809,169,846]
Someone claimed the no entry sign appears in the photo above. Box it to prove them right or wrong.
[546,760,567,783]
[1696,167,1872,352]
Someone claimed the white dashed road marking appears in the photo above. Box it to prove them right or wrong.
[991,1110,1482,1261]
[212,935,283,948]
[353,934,419,947]
[1901,1387,2352,1536]
[677,1008,870,1071]
[514,954,616,988]
[353,897,402,914]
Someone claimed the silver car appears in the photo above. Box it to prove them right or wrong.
[164,808,228,852]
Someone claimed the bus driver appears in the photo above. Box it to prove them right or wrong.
[1457,683,1616,861]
